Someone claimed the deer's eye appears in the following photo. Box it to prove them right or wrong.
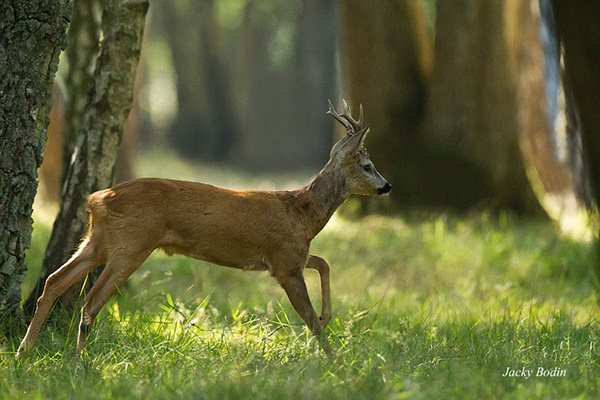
[362,165,371,173]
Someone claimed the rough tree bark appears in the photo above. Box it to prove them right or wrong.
[0,1,70,320]
[423,0,541,212]
[23,0,100,309]
[113,62,142,184]
[24,0,149,316]
[338,0,432,206]
[62,0,101,182]
[114,20,149,184]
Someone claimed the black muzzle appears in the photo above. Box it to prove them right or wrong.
[378,183,392,195]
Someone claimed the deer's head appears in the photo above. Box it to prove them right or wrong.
[327,100,391,196]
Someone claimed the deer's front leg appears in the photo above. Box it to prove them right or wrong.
[305,255,332,328]
[276,271,333,356]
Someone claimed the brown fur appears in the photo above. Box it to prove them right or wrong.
[17,101,390,359]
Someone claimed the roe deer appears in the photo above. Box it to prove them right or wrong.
[16,100,391,359]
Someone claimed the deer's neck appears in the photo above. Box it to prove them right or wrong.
[296,161,350,239]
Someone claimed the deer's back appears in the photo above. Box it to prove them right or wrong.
[87,178,308,271]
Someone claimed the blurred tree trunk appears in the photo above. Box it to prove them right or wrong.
[295,0,337,166]
[516,0,582,232]
[199,2,237,160]
[538,0,587,202]
[158,0,236,161]
[24,0,149,316]
[0,1,70,321]
[424,0,541,212]
[38,86,66,203]
[232,1,276,170]
[542,0,592,207]
[338,0,432,205]
[551,1,600,216]
[563,79,592,206]
[156,1,203,157]
[231,1,268,137]
[235,0,337,170]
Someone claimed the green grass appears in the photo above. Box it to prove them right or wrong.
[2,213,598,399]
[1,154,599,399]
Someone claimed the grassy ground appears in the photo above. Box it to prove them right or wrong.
[1,153,599,399]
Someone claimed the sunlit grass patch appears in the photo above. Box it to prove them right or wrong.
[5,208,600,399]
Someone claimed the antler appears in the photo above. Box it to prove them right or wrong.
[327,99,364,135]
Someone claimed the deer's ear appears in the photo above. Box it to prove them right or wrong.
[337,125,370,158]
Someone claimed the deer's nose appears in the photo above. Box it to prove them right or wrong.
[378,183,392,194]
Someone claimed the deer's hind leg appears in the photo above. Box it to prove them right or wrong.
[76,247,153,355]
[16,235,104,360]
[305,255,332,328]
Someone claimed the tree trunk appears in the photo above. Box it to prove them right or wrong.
[115,13,150,184]
[338,0,432,206]
[231,1,277,170]
[198,1,237,161]
[551,1,600,215]
[38,85,66,203]
[38,0,101,204]
[62,0,101,183]
[158,0,236,161]
[516,0,586,235]
[0,1,70,321]
[294,0,337,167]
[423,0,542,212]
[24,0,149,316]
[234,0,337,170]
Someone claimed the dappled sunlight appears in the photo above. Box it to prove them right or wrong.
[15,155,600,399]
[314,214,598,326]
[4,0,600,397]
[10,210,599,399]
[107,211,599,346]
[31,195,59,228]
[534,186,594,242]
[23,205,598,339]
